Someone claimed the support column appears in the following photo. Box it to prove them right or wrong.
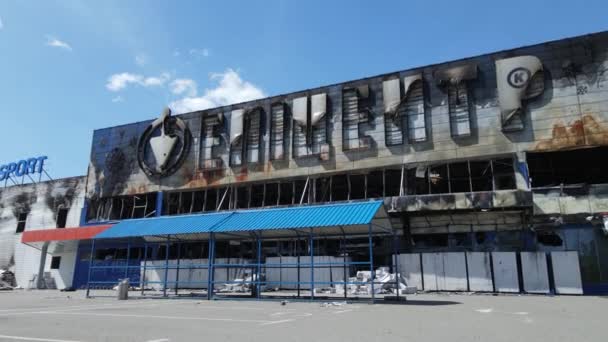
[207,233,215,300]
[256,237,262,300]
[86,239,96,298]
[36,242,49,289]
[393,230,401,301]
[124,239,131,280]
[310,228,314,301]
[162,236,170,297]
[175,242,181,295]
[369,224,375,303]
[155,191,164,217]
[141,243,148,296]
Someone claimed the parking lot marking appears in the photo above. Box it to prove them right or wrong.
[145,339,170,342]
[258,319,295,326]
[333,309,353,314]
[0,335,81,342]
[32,311,274,324]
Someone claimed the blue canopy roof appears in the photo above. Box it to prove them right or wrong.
[94,200,386,239]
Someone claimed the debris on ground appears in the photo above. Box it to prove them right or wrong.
[0,269,16,290]
[321,301,348,307]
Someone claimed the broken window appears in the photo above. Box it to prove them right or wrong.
[217,187,230,211]
[383,75,426,146]
[527,147,608,187]
[429,165,449,194]
[493,158,516,190]
[56,207,68,228]
[294,178,309,204]
[50,256,61,269]
[87,193,157,222]
[349,174,366,200]
[537,231,563,247]
[279,182,293,205]
[342,85,372,151]
[435,64,477,137]
[367,170,384,198]
[314,177,331,203]
[413,166,429,195]
[264,183,279,206]
[270,102,288,160]
[470,160,493,192]
[200,112,224,170]
[292,93,330,160]
[331,174,348,201]
[192,191,205,213]
[236,186,250,209]
[250,184,265,208]
[205,189,218,212]
[16,212,28,233]
[449,162,471,193]
[384,168,403,197]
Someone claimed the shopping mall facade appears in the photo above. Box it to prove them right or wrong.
[1,31,607,296]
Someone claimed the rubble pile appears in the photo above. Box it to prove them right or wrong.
[0,269,16,290]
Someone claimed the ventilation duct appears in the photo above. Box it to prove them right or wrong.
[292,96,308,126]
[382,78,401,114]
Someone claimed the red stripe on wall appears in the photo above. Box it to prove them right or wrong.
[21,225,112,243]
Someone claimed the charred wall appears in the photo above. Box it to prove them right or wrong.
[86,32,608,200]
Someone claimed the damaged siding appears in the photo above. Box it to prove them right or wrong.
[84,33,608,211]
[0,177,85,287]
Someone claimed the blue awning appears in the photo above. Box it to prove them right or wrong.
[94,200,389,240]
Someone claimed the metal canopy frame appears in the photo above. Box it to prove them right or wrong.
[85,215,401,303]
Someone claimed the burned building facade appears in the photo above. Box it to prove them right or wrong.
[2,31,608,293]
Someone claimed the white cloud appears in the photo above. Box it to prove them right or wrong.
[173,50,180,57]
[46,35,72,51]
[170,79,198,97]
[170,68,265,114]
[189,48,210,58]
[0,16,4,30]
[135,53,148,67]
[111,96,124,103]
[106,72,170,91]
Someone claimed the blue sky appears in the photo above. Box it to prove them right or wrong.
[0,0,607,179]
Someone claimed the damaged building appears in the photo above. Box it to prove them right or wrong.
[2,31,608,297]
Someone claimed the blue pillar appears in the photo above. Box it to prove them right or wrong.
[310,228,314,301]
[155,191,164,217]
[124,239,131,280]
[207,233,215,300]
[369,223,375,303]
[256,237,262,300]
[141,243,148,296]
[163,236,170,297]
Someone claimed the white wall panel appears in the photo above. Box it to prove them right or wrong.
[492,252,519,293]
[551,251,583,295]
[466,252,493,292]
[521,252,550,294]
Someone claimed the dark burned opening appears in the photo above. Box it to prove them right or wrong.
[537,231,563,246]
[527,147,608,187]
[56,207,68,228]
[265,183,279,206]
[331,174,348,201]
[349,174,366,200]
[16,212,28,233]
[250,184,265,207]
[315,177,331,203]
[279,182,293,205]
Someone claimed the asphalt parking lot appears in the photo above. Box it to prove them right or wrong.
[0,290,606,342]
